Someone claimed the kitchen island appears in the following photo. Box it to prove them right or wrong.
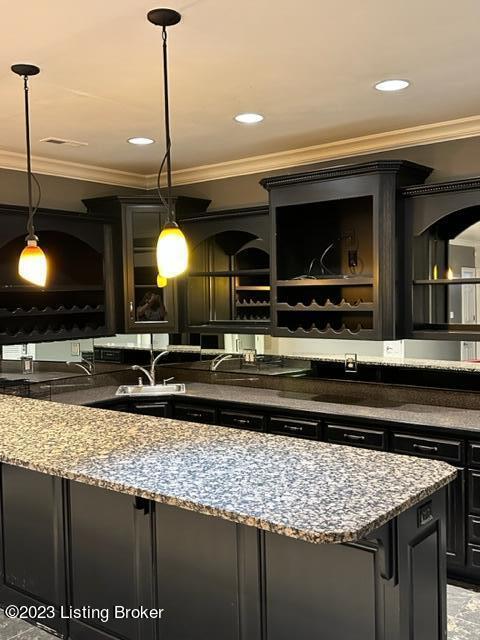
[0,394,455,640]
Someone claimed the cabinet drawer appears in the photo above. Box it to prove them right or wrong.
[132,402,170,418]
[326,424,385,450]
[468,442,480,469]
[270,417,319,440]
[173,404,216,425]
[392,433,463,464]
[468,516,480,545]
[219,410,264,432]
[467,544,480,572]
[468,470,480,516]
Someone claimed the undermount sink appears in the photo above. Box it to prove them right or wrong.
[115,383,186,397]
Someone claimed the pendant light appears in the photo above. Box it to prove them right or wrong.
[11,64,48,287]
[148,8,188,279]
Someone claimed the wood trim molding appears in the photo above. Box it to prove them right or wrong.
[3,114,480,189]
[0,148,148,189]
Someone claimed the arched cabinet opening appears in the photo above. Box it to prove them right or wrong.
[0,206,114,344]
[182,207,270,334]
[412,204,480,342]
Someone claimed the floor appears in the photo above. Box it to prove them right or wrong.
[0,584,479,638]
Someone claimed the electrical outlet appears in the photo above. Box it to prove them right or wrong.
[344,353,358,373]
[71,342,81,357]
[348,249,358,269]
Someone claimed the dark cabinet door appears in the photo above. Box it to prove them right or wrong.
[155,503,261,640]
[469,470,480,516]
[0,464,67,636]
[123,204,177,333]
[68,482,154,640]
[446,469,466,567]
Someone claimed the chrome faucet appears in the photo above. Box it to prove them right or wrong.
[66,358,95,376]
[209,353,244,372]
[132,350,169,386]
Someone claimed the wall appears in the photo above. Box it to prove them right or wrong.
[0,168,141,212]
[171,137,480,209]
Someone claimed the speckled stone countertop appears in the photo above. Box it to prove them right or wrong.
[0,394,454,545]
[53,381,480,433]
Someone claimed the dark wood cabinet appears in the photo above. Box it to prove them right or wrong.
[261,161,432,340]
[83,195,210,334]
[68,482,155,640]
[404,177,480,340]
[180,205,271,334]
[155,503,261,640]
[0,204,116,344]
[0,465,67,636]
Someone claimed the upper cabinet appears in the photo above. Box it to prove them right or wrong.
[0,204,116,345]
[84,195,210,333]
[404,178,480,342]
[261,161,432,340]
[180,206,270,334]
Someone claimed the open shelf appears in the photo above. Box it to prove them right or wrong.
[189,269,269,277]
[275,301,374,312]
[414,278,480,286]
[277,277,373,287]
[274,325,376,339]
[0,305,105,318]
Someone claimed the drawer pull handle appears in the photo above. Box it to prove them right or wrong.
[285,425,303,432]
[233,418,249,425]
[188,412,203,419]
[413,443,438,453]
[344,433,365,442]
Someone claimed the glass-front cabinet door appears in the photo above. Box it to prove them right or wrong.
[124,205,177,332]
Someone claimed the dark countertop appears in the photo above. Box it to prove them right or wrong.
[51,381,480,433]
[0,394,455,545]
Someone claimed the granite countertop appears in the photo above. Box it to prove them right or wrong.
[52,381,480,433]
[0,394,455,545]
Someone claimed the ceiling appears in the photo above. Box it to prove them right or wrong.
[2,0,480,184]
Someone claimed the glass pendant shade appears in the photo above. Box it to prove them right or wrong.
[157,274,167,288]
[156,222,188,278]
[18,239,47,286]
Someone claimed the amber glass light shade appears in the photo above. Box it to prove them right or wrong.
[156,222,188,278]
[18,239,47,286]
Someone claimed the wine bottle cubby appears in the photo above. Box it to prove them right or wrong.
[261,160,432,340]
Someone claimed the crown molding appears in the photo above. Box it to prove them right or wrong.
[0,148,148,189]
[3,114,480,190]
[146,114,480,187]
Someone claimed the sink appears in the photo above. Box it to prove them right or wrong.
[116,383,186,397]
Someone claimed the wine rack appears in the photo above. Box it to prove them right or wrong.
[0,204,116,344]
[262,161,432,339]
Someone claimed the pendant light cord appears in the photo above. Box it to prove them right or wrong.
[156,25,175,224]
[22,74,41,240]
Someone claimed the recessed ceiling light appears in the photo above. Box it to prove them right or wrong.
[127,137,155,145]
[374,79,410,92]
[234,113,264,124]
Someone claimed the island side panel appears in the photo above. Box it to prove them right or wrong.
[0,464,67,637]
[154,503,262,640]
